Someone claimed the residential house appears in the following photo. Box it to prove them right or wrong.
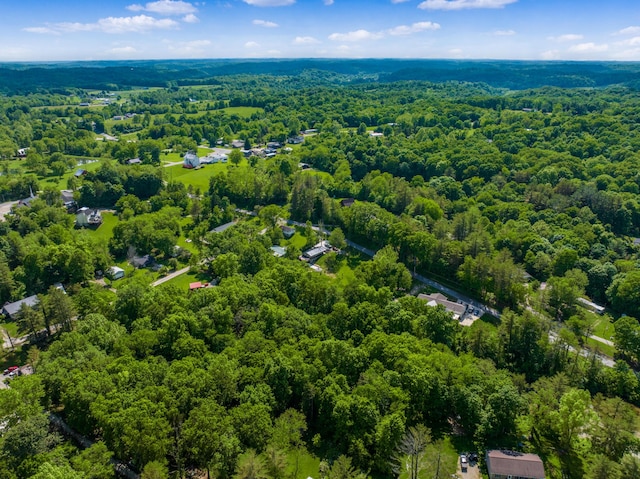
[16,196,37,208]
[281,226,295,239]
[302,241,331,262]
[340,198,355,208]
[231,139,245,149]
[577,297,605,315]
[76,207,102,228]
[2,295,39,321]
[210,221,236,234]
[131,254,153,269]
[74,169,87,178]
[107,266,125,280]
[288,135,304,144]
[126,158,142,165]
[17,147,29,158]
[417,293,467,320]
[270,246,287,257]
[183,151,200,169]
[486,450,545,479]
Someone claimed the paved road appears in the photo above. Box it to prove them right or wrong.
[150,266,191,287]
[289,220,625,370]
[0,200,19,220]
[287,218,502,320]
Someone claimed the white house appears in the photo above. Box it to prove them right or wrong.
[107,266,125,280]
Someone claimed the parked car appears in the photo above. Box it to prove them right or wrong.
[460,454,468,472]
[3,366,18,375]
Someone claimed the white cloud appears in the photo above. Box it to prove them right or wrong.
[324,0,334,4]
[328,29,383,42]
[616,36,640,47]
[22,27,60,35]
[253,19,279,27]
[127,0,197,15]
[418,0,517,10]
[387,21,440,35]
[540,49,560,60]
[245,41,261,48]
[29,15,179,34]
[568,42,608,53]
[493,29,515,36]
[108,46,138,54]
[548,33,583,42]
[182,14,199,23]
[294,36,320,44]
[97,15,178,33]
[168,39,211,54]
[242,0,295,6]
[615,26,640,36]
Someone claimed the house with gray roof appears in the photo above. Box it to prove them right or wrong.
[2,295,39,321]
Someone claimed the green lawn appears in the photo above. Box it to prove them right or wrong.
[83,212,119,242]
[285,449,320,479]
[220,106,263,118]
[591,314,615,341]
[159,269,212,291]
[166,160,247,191]
[286,232,308,251]
[585,337,616,358]
[0,321,19,338]
[41,157,103,190]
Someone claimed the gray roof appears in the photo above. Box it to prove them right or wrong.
[3,295,39,319]
[486,450,545,479]
[418,293,466,317]
[210,221,236,234]
[303,244,330,259]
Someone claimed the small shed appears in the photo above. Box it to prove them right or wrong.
[74,169,87,178]
[107,266,125,280]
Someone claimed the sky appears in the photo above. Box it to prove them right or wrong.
[1,0,640,62]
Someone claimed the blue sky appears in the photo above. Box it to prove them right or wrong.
[1,0,639,61]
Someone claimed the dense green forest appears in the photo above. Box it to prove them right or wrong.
[1,61,640,479]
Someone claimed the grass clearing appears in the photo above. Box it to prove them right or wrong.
[585,337,616,358]
[1,321,19,338]
[285,449,320,479]
[165,164,226,191]
[591,314,615,341]
[83,212,119,243]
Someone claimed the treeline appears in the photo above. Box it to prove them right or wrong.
[2,230,639,478]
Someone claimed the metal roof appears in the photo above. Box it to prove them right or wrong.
[486,450,545,479]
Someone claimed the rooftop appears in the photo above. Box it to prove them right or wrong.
[486,450,545,479]
[3,295,39,319]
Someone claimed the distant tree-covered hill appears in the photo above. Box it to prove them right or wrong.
[1,59,640,94]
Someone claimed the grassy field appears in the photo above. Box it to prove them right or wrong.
[83,211,119,242]
[285,449,320,479]
[166,159,248,191]
[591,313,615,341]
[0,321,19,338]
[585,337,616,358]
